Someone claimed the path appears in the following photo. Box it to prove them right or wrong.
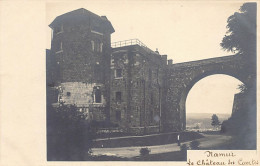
[91,134,232,158]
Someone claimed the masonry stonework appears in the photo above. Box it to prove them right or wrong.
[47,8,254,134]
[109,44,166,133]
[47,8,114,122]
[163,55,250,131]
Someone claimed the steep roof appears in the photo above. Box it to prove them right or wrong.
[49,8,115,34]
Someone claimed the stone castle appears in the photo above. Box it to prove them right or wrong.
[46,8,172,133]
[46,8,253,134]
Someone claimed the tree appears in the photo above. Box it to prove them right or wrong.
[194,123,200,129]
[219,3,256,149]
[190,140,200,150]
[47,104,96,160]
[220,3,256,58]
[211,114,220,129]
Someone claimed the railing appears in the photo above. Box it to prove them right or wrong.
[111,39,154,53]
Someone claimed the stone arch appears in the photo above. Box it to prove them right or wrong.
[178,70,246,130]
[162,55,252,132]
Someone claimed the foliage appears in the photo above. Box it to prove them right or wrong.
[237,83,247,94]
[219,3,256,150]
[220,3,256,57]
[180,143,188,157]
[220,120,228,133]
[91,120,119,128]
[47,104,96,160]
[190,140,200,150]
[211,114,221,128]
[220,108,256,149]
[140,147,150,156]
[194,123,200,129]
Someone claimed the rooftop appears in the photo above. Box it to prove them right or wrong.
[111,39,155,53]
[49,8,115,33]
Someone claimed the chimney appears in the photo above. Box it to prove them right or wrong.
[155,48,159,54]
[101,16,108,20]
[168,59,173,65]
[161,55,167,65]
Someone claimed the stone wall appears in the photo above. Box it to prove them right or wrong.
[110,45,166,133]
[56,82,107,121]
[51,23,111,84]
[128,126,159,135]
[232,93,247,115]
[48,9,114,122]
[163,55,247,132]
[47,9,251,134]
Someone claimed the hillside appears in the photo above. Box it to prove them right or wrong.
[186,113,230,130]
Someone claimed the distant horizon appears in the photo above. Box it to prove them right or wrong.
[187,112,231,115]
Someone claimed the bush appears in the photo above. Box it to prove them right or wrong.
[180,144,188,157]
[140,147,150,156]
[190,140,200,150]
[47,104,96,160]
[180,144,189,151]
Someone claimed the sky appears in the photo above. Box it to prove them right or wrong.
[186,74,242,115]
[46,1,244,116]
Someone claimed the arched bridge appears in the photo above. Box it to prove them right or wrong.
[162,55,252,131]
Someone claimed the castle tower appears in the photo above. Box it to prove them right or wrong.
[48,8,114,121]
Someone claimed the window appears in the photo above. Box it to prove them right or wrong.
[115,69,122,78]
[149,69,152,87]
[91,41,103,52]
[116,111,121,121]
[54,25,63,34]
[116,92,122,102]
[56,42,63,54]
[149,69,152,81]
[91,41,95,51]
[100,43,103,52]
[66,92,71,96]
[150,111,154,124]
[60,42,63,51]
[96,43,100,52]
[94,64,101,75]
[94,87,101,103]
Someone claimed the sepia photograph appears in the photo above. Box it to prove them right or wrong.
[0,0,258,165]
[45,1,257,161]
